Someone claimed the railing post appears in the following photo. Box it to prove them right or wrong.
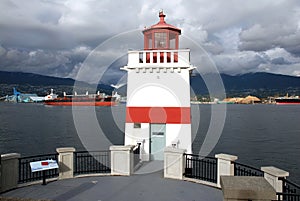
[215,153,238,188]
[164,147,186,180]
[0,153,20,193]
[110,145,135,176]
[261,166,289,193]
[143,51,146,63]
[56,147,75,180]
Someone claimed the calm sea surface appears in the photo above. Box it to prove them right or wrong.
[0,102,299,183]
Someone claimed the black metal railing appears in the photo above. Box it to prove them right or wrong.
[276,178,300,200]
[18,153,59,184]
[183,154,218,183]
[133,144,141,168]
[73,151,111,175]
[233,161,264,177]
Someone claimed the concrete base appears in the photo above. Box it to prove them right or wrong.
[1,153,20,193]
[110,145,134,176]
[56,147,75,180]
[221,176,276,201]
[215,154,238,188]
[261,166,289,193]
[164,147,186,180]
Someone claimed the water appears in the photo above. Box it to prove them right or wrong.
[0,102,299,183]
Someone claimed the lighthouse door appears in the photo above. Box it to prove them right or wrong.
[150,124,166,160]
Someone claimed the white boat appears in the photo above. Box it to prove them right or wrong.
[30,89,58,102]
[30,96,46,102]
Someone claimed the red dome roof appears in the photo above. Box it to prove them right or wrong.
[143,11,181,34]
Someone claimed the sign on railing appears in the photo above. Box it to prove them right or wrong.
[29,159,58,185]
[30,160,58,172]
[18,153,59,184]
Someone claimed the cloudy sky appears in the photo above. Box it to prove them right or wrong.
[1,0,300,84]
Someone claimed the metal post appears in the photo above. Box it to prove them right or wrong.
[42,170,46,185]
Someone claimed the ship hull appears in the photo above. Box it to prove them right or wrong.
[275,98,300,105]
[276,102,300,105]
[44,101,116,106]
[44,96,117,106]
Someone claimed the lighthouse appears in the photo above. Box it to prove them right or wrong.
[121,11,194,160]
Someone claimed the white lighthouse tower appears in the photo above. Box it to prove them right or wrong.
[122,11,194,160]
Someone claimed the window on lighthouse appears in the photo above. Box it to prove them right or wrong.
[169,32,176,49]
[154,32,167,48]
[146,33,152,49]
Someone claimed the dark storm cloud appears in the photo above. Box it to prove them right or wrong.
[271,57,291,65]
[239,23,300,55]
[1,0,300,81]
[0,45,91,78]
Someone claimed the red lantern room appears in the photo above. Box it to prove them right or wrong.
[143,10,181,50]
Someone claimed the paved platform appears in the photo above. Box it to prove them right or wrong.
[2,171,222,201]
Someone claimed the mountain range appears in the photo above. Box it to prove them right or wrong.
[0,71,299,98]
[190,72,300,97]
[0,71,113,97]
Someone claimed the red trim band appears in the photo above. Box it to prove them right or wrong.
[126,107,190,124]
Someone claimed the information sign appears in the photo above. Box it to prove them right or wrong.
[30,159,58,172]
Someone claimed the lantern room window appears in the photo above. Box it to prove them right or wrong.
[169,31,176,49]
[154,32,167,48]
[146,33,153,49]
[143,11,181,50]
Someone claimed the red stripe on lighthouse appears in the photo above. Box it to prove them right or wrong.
[126,107,190,124]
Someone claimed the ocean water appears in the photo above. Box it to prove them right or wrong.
[0,102,299,183]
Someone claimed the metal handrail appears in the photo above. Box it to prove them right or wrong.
[279,177,300,200]
[73,150,111,175]
[184,153,216,160]
[233,161,264,177]
[279,177,300,190]
[183,153,218,184]
[20,153,58,160]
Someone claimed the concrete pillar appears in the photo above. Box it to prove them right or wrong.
[215,153,238,188]
[56,147,75,180]
[221,176,276,201]
[110,145,134,176]
[164,147,186,180]
[0,153,20,193]
[261,166,289,193]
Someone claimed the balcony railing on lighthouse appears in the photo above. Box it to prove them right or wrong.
[126,49,191,69]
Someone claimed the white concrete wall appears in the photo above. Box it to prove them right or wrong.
[166,124,192,154]
[126,68,191,107]
[124,50,193,159]
[125,123,192,160]
[125,123,150,161]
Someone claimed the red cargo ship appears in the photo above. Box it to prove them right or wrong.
[44,91,119,106]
